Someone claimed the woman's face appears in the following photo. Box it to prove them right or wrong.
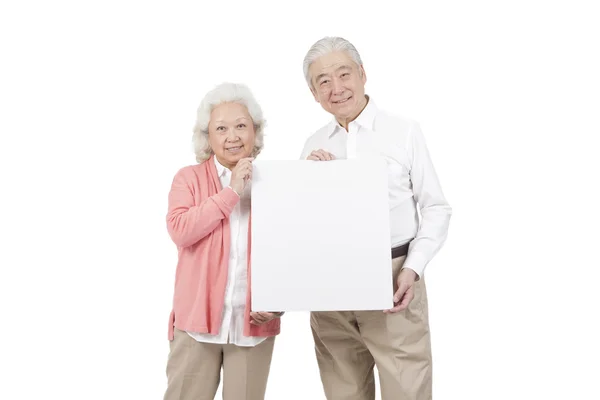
[208,102,256,169]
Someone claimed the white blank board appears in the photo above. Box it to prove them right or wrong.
[250,158,393,312]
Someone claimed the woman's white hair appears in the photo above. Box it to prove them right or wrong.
[302,36,364,89]
[192,82,266,163]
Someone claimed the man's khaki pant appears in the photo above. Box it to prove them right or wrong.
[311,255,432,400]
[163,328,275,400]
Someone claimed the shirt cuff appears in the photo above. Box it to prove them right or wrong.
[401,252,428,281]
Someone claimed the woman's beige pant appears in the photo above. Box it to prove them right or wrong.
[163,329,275,400]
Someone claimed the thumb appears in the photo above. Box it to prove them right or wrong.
[394,284,407,303]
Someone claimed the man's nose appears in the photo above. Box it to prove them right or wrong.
[332,77,344,94]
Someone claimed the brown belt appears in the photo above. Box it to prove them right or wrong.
[391,241,411,259]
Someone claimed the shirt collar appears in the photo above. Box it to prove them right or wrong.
[327,95,377,138]
[213,155,228,177]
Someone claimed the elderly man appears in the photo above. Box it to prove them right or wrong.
[300,37,452,400]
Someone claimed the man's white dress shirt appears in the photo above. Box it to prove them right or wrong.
[300,97,452,278]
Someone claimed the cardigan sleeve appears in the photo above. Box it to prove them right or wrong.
[166,168,240,248]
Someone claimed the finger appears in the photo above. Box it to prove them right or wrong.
[384,286,414,313]
[254,316,267,325]
[240,165,250,176]
[318,150,331,160]
[256,312,271,323]
[251,312,266,323]
[259,312,275,320]
[393,283,408,304]
[251,312,266,324]
[257,312,275,324]
[317,150,335,161]
[315,150,328,160]
[383,285,408,313]
[319,150,335,161]
[310,151,323,161]
[396,288,414,311]
[384,302,403,313]
[237,158,253,169]
[308,150,323,160]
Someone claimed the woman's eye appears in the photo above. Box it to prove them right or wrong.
[237,124,246,129]
[216,126,226,131]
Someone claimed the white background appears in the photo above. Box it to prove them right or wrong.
[1,1,599,399]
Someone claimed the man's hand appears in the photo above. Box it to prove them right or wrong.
[307,149,336,161]
[384,268,418,313]
[250,311,283,325]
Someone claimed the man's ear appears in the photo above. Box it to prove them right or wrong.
[360,65,367,85]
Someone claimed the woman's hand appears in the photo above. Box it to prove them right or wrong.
[250,311,284,325]
[230,157,254,195]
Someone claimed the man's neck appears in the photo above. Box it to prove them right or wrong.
[336,95,369,131]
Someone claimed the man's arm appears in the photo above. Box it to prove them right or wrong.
[402,122,453,279]
[386,122,451,313]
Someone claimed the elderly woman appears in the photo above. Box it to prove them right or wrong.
[163,83,282,400]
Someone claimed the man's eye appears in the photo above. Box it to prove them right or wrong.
[237,124,246,129]
[320,80,330,86]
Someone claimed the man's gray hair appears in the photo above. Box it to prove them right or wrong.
[192,82,265,163]
[302,36,364,88]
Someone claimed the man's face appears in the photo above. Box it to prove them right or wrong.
[308,51,367,121]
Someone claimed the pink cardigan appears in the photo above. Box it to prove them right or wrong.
[165,155,281,341]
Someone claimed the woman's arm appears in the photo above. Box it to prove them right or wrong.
[166,168,240,248]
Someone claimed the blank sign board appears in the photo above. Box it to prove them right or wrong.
[250,158,393,312]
